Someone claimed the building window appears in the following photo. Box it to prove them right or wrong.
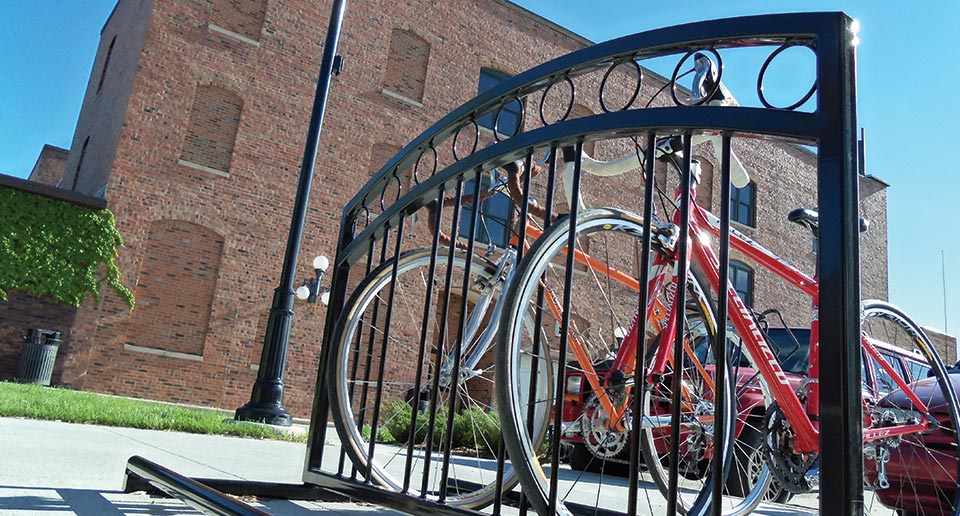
[383,29,429,104]
[477,68,522,137]
[97,36,116,95]
[728,260,754,308]
[210,0,267,43]
[457,169,513,248]
[180,85,243,175]
[730,180,756,226]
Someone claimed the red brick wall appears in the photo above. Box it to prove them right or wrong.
[179,85,243,173]
[383,29,429,103]
[27,145,69,186]
[210,0,267,42]
[127,220,224,356]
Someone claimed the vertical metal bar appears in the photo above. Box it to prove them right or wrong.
[710,134,733,516]
[666,134,693,516]
[338,237,376,478]
[816,14,862,516]
[311,212,356,475]
[627,133,657,516]
[363,218,407,483]
[439,174,483,500]
[422,180,464,498]
[404,188,447,494]
[496,151,537,515]
[520,146,558,516]
[549,141,583,515]
[356,233,392,482]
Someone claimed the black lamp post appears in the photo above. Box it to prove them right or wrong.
[234,0,348,426]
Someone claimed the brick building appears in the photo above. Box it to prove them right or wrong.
[2,0,948,417]
[26,145,69,187]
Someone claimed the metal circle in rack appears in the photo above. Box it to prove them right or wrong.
[670,48,723,106]
[412,144,439,186]
[599,59,642,113]
[389,169,403,203]
[757,42,817,111]
[493,96,525,142]
[538,75,575,126]
[451,120,479,163]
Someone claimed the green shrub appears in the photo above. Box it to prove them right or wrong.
[453,407,500,456]
[0,188,133,308]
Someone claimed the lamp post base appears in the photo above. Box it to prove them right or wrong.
[235,402,293,427]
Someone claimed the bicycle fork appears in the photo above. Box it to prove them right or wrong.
[438,249,517,389]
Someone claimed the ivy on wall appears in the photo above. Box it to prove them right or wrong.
[0,187,134,309]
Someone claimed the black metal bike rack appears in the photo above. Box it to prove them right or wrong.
[126,11,863,516]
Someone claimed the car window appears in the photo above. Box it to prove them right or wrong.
[906,358,930,382]
[872,351,908,395]
[765,328,811,375]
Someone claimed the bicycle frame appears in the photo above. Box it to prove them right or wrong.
[517,180,940,457]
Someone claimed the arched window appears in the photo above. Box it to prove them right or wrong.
[728,260,754,308]
[730,180,757,227]
[383,29,429,104]
[180,85,243,175]
[477,68,523,137]
[128,221,224,357]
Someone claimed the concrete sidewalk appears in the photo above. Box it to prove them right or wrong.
[0,416,388,516]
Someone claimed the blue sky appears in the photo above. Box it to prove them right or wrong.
[2,1,958,357]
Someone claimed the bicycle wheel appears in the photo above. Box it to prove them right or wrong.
[861,301,960,516]
[327,247,552,508]
[496,208,735,516]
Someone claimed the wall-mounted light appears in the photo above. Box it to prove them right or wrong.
[295,255,330,305]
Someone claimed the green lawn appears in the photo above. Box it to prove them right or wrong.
[0,381,306,442]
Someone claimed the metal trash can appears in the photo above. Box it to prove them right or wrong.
[16,329,61,386]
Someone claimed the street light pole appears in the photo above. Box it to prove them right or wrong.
[235,0,348,426]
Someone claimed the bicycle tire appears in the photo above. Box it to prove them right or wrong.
[326,247,552,508]
[496,208,735,516]
[861,301,960,516]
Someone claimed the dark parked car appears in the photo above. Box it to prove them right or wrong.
[560,325,947,507]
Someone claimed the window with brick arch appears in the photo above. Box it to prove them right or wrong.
[210,0,267,42]
[180,85,243,174]
[128,220,224,357]
[383,29,429,103]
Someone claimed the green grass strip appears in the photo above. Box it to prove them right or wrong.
[0,382,305,442]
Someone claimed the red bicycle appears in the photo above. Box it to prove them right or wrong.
[496,55,960,516]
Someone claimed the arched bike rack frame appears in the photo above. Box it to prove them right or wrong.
[124,11,863,516]
[303,11,862,516]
